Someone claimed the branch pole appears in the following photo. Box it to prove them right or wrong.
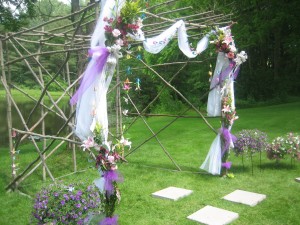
[126,94,181,171]
[37,26,47,180]
[138,58,218,135]
[1,37,17,190]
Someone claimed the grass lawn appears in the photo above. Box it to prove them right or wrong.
[0,101,300,224]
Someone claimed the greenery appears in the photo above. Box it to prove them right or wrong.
[0,102,300,224]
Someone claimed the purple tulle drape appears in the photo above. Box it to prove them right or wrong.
[99,215,118,225]
[221,161,232,169]
[104,170,123,196]
[221,127,237,155]
[70,47,110,105]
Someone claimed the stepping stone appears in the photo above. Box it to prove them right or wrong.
[295,178,300,183]
[187,205,239,225]
[151,186,193,201]
[223,189,266,207]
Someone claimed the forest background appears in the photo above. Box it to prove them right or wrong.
[1,0,300,113]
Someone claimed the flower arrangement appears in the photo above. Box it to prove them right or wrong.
[104,0,143,47]
[81,122,131,224]
[211,26,237,58]
[32,182,102,225]
[267,132,300,161]
[233,129,268,156]
[221,95,238,128]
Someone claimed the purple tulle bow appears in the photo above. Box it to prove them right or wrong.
[70,46,110,105]
[104,170,123,196]
[219,61,241,83]
[99,215,118,225]
[221,127,237,155]
[222,161,232,169]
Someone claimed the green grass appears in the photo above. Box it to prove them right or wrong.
[0,101,300,224]
[0,89,67,102]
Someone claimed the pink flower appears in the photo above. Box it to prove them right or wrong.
[104,25,113,33]
[227,52,235,59]
[112,29,121,37]
[123,84,131,91]
[115,38,124,46]
[222,105,231,113]
[117,16,122,24]
[81,137,95,151]
[223,36,233,45]
[107,155,115,163]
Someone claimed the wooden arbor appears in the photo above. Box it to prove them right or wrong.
[0,0,231,191]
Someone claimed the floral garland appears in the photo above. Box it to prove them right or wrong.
[81,123,131,224]
[210,26,247,176]
[104,0,143,47]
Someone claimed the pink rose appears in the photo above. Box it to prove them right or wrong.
[112,29,121,37]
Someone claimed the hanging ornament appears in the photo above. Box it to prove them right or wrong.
[136,54,142,60]
[137,45,143,51]
[135,78,141,91]
[123,78,132,92]
[126,66,132,75]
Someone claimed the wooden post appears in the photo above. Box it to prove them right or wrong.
[1,38,16,190]
[37,27,47,181]
[66,41,77,172]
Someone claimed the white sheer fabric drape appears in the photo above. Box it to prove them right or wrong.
[207,52,230,117]
[200,134,222,175]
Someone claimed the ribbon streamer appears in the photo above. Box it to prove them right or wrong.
[70,47,110,105]
[99,215,119,225]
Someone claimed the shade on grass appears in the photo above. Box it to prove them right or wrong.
[0,101,299,224]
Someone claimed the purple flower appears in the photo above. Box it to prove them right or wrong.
[61,200,65,205]
[76,203,81,208]
[54,192,59,197]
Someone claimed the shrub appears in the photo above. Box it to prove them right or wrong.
[233,129,268,156]
[32,182,103,225]
[267,133,300,160]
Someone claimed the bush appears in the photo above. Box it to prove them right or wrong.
[266,133,300,161]
[32,182,103,225]
[233,129,268,156]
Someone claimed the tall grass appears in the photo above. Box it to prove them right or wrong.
[0,101,299,224]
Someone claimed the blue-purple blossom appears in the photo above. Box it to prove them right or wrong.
[233,129,268,156]
[32,183,102,224]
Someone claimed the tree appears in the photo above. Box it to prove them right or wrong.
[0,0,36,31]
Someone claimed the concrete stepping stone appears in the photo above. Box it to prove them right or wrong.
[295,177,300,183]
[222,189,266,207]
[151,186,193,201]
[187,205,239,225]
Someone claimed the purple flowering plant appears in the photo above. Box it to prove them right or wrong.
[32,182,103,225]
[266,132,300,161]
[233,129,268,156]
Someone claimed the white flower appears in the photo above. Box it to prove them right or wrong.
[234,51,248,65]
[112,29,121,37]
[120,136,132,149]
[136,17,143,28]
[123,97,129,104]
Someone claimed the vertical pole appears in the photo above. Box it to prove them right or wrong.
[37,27,47,180]
[1,38,16,189]
[115,61,123,156]
[66,40,77,172]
